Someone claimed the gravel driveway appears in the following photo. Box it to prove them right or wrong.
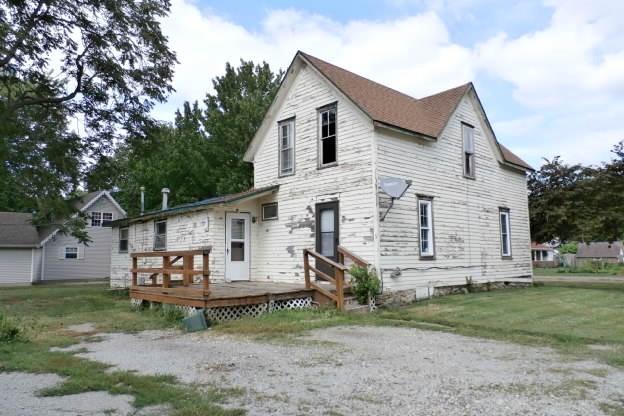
[32,325,623,416]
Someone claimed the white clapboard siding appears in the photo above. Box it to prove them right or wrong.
[250,62,377,281]
[376,91,532,290]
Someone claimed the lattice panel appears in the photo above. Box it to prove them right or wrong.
[205,302,268,321]
[205,296,313,322]
[270,296,313,312]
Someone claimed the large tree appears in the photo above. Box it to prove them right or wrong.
[0,0,176,239]
[89,60,282,215]
[528,141,624,243]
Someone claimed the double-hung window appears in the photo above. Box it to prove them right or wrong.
[418,197,435,257]
[154,220,167,251]
[65,247,78,259]
[119,227,129,253]
[278,118,295,176]
[462,123,475,178]
[319,104,337,167]
[500,208,512,258]
[91,211,113,227]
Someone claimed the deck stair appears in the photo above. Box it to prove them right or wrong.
[303,246,371,312]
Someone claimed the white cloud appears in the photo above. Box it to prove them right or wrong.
[154,1,474,120]
[154,0,624,167]
[475,0,624,166]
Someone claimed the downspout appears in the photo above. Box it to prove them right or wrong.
[370,129,384,294]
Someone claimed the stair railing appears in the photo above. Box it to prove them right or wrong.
[303,246,369,311]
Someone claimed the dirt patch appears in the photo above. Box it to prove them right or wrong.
[54,326,624,416]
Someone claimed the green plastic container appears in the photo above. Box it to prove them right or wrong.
[182,309,208,332]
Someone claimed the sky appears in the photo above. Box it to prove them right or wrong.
[152,0,624,168]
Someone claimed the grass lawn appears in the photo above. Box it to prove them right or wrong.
[534,265,624,276]
[1,283,623,415]
[218,285,624,368]
[0,284,243,416]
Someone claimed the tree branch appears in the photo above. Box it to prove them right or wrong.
[0,0,48,68]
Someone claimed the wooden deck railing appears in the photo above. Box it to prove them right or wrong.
[131,248,212,295]
[303,245,370,311]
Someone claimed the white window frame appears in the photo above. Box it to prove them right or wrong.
[500,209,512,258]
[262,202,278,221]
[462,123,475,178]
[418,197,435,258]
[154,220,167,251]
[64,246,78,259]
[318,103,337,168]
[91,211,113,227]
[119,227,129,253]
[278,118,295,177]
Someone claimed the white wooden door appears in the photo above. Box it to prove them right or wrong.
[225,212,251,281]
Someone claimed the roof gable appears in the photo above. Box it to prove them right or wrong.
[245,51,532,171]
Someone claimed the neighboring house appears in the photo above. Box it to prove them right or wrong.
[0,191,126,285]
[576,242,624,266]
[110,51,533,300]
[531,242,557,268]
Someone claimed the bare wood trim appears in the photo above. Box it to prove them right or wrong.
[303,250,311,289]
[303,249,348,271]
[335,267,345,312]
[337,246,369,267]
[309,281,338,303]
[162,256,171,288]
[131,268,205,275]
[131,248,211,258]
[132,257,138,286]
[308,264,336,284]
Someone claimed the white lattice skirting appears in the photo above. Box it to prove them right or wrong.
[205,296,313,322]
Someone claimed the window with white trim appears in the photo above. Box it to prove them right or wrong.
[418,198,434,257]
[65,247,78,259]
[154,220,166,251]
[278,119,295,176]
[462,123,475,177]
[119,227,129,253]
[91,211,113,227]
[500,209,511,257]
[262,203,278,221]
[319,104,337,167]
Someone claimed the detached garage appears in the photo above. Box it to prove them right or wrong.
[0,213,42,285]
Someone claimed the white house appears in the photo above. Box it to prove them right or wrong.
[0,190,126,285]
[110,51,533,302]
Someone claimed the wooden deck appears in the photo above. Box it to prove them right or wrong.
[131,281,315,308]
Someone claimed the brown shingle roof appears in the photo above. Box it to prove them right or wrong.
[299,51,532,170]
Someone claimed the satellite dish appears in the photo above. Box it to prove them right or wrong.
[380,177,411,198]
[379,177,412,221]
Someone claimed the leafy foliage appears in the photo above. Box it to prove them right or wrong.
[349,265,381,305]
[559,242,578,254]
[89,60,282,214]
[0,0,176,238]
[529,141,624,243]
[0,311,22,343]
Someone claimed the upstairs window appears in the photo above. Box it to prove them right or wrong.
[154,220,167,251]
[278,118,295,176]
[462,123,475,178]
[319,104,337,167]
[418,197,435,257]
[119,227,129,253]
[91,211,113,227]
[500,208,511,258]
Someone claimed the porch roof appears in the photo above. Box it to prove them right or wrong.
[112,185,279,226]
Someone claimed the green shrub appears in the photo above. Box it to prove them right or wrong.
[0,311,23,343]
[348,265,381,305]
[559,242,578,254]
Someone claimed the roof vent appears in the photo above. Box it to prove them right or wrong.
[161,188,170,210]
